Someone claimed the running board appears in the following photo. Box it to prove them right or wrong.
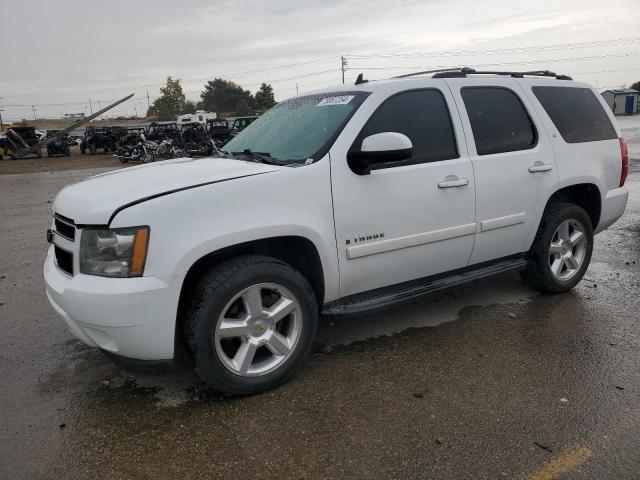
[322,258,528,316]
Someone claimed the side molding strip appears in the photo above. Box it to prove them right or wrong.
[479,212,526,232]
[346,223,477,259]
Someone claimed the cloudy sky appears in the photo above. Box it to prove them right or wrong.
[1,0,639,120]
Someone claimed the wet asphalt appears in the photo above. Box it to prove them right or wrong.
[1,131,640,479]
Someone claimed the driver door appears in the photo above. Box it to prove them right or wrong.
[329,87,477,297]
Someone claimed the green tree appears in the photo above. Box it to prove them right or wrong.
[235,98,252,116]
[148,77,188,120]
[631,81,640,91]
[182,100,197,114]
[254,83,276,110]
[200,78,255,115]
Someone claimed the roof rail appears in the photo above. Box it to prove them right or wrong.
[391,67,572,80]
[392,67,474,79]
[429,67,573,80]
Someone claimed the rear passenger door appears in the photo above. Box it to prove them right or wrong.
[446,79,559,265]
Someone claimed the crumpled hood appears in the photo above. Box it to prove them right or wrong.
[53,156,285,225]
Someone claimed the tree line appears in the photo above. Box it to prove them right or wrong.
[147,76,276,121]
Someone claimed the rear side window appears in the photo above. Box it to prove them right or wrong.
[461,87,536,155]
[356,89,458,165]
[532,86,617,143]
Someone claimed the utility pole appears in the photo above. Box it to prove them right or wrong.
[341,56,348,84]
[0,97,4,131]
[89,99,93,115]
[32,105,36,121]
[146,90,151,110]
[296,82,299,95]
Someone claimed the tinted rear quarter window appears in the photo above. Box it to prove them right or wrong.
[532,86,617,143]
[356,89,458,166]
[461,87,537,156]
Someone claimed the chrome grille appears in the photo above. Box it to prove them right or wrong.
[54,214,75,241]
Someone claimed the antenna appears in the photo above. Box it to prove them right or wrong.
[355,73,368,85]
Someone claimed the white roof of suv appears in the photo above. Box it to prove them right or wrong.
[306,67,586,95]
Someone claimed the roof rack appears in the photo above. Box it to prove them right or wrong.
[394,67,572,81]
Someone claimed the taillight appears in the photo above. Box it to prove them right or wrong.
[619,137,629,187]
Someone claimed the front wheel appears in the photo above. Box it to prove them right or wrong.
[520,202,593,293]
[184,255,318,396]
[142,150,154,163]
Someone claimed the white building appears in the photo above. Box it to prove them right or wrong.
[601,89,638,115]
[177,110,217,126]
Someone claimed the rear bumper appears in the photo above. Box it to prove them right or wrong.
[44,246,184,360]
[595,186,629,234]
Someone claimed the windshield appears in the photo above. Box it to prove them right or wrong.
[223,91,368,163]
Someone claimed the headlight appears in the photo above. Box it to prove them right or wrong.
[80,226,149,278]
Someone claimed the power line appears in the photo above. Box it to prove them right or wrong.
[4,57,337,99]
[346,52,640,72]
[346,37,640,59]
[5,36,640,100]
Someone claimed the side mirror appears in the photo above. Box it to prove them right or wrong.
[347,132,413,175]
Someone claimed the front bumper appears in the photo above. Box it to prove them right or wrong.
[44,246,184,360]
[595,186,629,234]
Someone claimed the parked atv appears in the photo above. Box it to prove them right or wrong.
[147,122,181,144]
[80,126,113,154]
[206,118,233,147]
[45,130,71,157]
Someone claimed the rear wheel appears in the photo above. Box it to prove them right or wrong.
[520,202,593,293]
[184,255,318,396]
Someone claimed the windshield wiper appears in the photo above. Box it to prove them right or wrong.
[228,149,286,166]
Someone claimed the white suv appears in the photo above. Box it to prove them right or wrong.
[44,68,629,395]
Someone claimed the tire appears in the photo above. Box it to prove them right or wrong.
[104,146,109,153]
[520,202,593,293]
[184,255,318,396]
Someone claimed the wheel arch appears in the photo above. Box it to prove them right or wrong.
[174,235,326,363]
[545,182,601,229]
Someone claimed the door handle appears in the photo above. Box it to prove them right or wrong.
[438,176,469,188]
[528,162,553,173]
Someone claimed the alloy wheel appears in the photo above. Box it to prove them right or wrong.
[214,283,302,376]
[548,219,588,281]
